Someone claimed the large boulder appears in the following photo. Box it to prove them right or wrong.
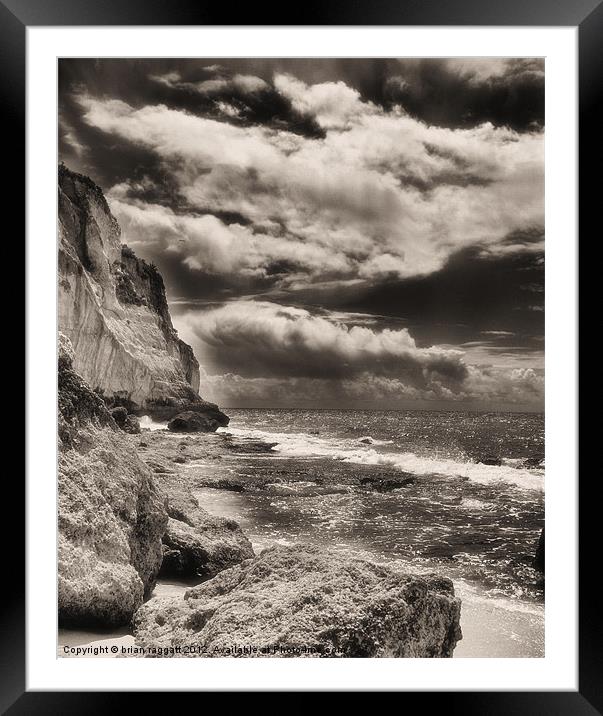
[160,491,254,579]
[133,544,462,658]
[58,334,168,627]
[167,411,223,433]
[153,399,229,426]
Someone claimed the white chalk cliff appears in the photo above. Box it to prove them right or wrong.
[58,164,216,418]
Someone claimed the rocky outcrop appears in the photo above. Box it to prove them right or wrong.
[58,164,223,422]
[360,476,415,491]
[132,544,462,657]
[167,409,228,433]
[58,334,168,627]
[476,455,502,466]
[160,491,254,579]
[110,407,141,434]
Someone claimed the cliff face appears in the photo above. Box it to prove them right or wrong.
[58,164,206,417]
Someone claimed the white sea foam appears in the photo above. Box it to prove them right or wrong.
[139,415,168,431]
[218,425,544,492]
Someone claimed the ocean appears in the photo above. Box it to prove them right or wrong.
[61,408,545,658]
[200,408,545,657]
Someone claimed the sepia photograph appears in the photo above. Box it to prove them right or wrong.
[56,57,545,660]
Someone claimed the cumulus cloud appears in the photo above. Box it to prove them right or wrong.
[174,299,487,407]
[172,300,543,408]
[273,73,377,129]
[179,300,468,383]
[150,70,269,95]
[79,87,543,287]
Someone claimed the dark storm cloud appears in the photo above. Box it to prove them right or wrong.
[384,59,544,131]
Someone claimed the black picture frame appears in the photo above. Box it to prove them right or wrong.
[9,0,594,710]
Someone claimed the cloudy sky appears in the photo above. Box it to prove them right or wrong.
[59,58,544,411]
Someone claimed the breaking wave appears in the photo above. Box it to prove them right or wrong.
[218,425,544,492]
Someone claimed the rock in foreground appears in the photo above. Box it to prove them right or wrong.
[133,544,462,657]
[160,491,254,579]
[58,334,168,627]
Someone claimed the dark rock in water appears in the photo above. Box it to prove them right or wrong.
[58,334,168,627]
[209,479,246,493]
[153,400,229,426]
[477,456,502,466]
[160,491,254,579]
[360,476,415,491]
[224,437,277,453]
[133,544,462,658]
[524,455,545,468]
[168,411,221,433]
[359,437,372,444]
[534,528,545,573]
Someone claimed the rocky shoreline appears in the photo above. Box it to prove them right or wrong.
[57,165,463,657]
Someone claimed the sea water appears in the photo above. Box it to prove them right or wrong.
[204,408,545,657]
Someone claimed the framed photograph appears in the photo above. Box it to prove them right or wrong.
[10,0,596,708]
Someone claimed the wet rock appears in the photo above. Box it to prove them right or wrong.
[360,476,415,491]
[168,411,221,433]
[151,399,229,426]
[477,456,502,466]
[133,544,462,658]
[207,479,246,493]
